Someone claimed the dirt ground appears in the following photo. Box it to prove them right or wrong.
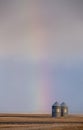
[0,114,83,130]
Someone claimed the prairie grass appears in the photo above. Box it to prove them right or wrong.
[0,114,82,130]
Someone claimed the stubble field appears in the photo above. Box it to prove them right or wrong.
[0,114,82,130]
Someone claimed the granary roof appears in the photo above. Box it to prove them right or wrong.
[61,102,67,107]
[52,101,60,106]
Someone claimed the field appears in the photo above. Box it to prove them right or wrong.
[0,114,83,130]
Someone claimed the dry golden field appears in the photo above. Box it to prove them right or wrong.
[0,114,82,130]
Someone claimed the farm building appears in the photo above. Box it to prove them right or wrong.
[52,101,68,118]
[61,102,68,117]
[52,101,61,117]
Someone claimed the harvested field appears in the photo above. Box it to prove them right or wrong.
[0,114,82,130]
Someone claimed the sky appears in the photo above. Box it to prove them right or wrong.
[0,0,83,114]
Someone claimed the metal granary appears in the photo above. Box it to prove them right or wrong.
[52,101,61,117]
[61,102,68,117]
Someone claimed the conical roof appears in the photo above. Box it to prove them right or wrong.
[61,102,67,107]
[52,101,60,106]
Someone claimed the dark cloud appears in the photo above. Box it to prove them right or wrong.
[0,0,83,113]
[0,0,83,61]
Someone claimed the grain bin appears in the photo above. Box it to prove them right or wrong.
[61,102,68,117]
[52,102,61,117]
